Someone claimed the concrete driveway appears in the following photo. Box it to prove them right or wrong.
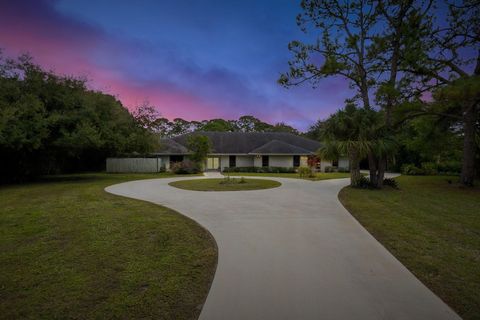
[105,175,460,320]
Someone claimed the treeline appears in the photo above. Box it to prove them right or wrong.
[133,105,300,137]
[0,54,156,182]
[0,53,301,182]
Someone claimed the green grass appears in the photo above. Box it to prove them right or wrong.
[224,172,351,181]
[338,175,480,320]
[0,173,217,320]
[169,178,281,191]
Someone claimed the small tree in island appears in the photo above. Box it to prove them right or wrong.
[186,135,212,172]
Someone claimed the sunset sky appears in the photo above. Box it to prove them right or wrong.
[1,0,357,130]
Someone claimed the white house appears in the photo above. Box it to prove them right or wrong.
[154,131,349,172]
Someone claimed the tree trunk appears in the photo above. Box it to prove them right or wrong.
[368,152,377,186]
[377,157,387,188]
[349,151,362,187]
[368,153,387,188]
[460,104,477,186]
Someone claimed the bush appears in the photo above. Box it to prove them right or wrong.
[383,178,399,189]
[353,175,373,189]
[337,167,350,173]
[298,166,314,178]
[170,160,201,174]
[401,164,425,175]
[421,162,438,175]
[437,161,461,175]
[324,166,336,173]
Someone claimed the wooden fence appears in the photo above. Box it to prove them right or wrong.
[106,158,164,173]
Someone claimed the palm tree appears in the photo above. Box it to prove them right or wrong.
[318,103,382,187]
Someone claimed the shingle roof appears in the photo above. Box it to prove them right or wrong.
[249,140,312,155]
[156,139,189,154]
[155,131,322,155]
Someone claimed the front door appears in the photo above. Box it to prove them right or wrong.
[206,157,220,170]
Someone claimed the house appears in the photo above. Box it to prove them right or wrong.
[154,131,349,172]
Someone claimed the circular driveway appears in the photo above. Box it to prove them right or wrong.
[105,175,459,320]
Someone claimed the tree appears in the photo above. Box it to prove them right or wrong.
[279,0,379,110]
[197,118,237,132]
[318,103,380,186]
[400,0,480,185]
[170,118,194,136]
[279,0,385,186]
[367,0,434,187]
[132,102,161,131]
[236,115,272,132]
[186,135,212,169]
[304,120,325,141]
[271,122,300,135]
[0,53,155,182]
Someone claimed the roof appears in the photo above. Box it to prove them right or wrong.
[155,132,322,155]
[156,139,189,154]
[249,140,312,155]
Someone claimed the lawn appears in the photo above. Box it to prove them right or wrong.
[338,175,480,320]
[169,178,281,191]
[0,173,217,320]
[224,172,350,180]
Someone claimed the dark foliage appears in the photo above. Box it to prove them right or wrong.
[0,54,156,182]
[170,160,201,174]
[382,178,398,189]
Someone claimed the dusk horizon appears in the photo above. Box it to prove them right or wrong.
[0,0,353,131]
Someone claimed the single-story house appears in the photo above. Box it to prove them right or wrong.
[154,131,349,172]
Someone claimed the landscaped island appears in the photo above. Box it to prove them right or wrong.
[339,176,480,319]
[0,173,217,319]
[169,177,281,191]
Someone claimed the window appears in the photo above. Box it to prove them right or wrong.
[332,159,339,167]
[229,155,236,167]
[262,155,269,167]
[293,155,300,167]
[170,155,184,163]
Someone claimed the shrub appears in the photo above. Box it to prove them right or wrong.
[401,164,425,175]
[353,175,373,189]
[298,166,312,178]
[337,167,350,173]
[383,178,399,189]
[324,166,336,173]
[421,162,438,175]
[261,166,296,173]
[437,161,461,175]
[170,160,201,174]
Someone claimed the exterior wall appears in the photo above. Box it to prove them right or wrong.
[106,158,164,173]
[237,156,254,167]
[320,159,333,172]
[219,155,254,171]
[220,156,229,171]
[253,156,262,167]
[269,156,293,167]
[338,157,350,170]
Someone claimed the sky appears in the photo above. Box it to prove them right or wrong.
[0,0,352,130]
